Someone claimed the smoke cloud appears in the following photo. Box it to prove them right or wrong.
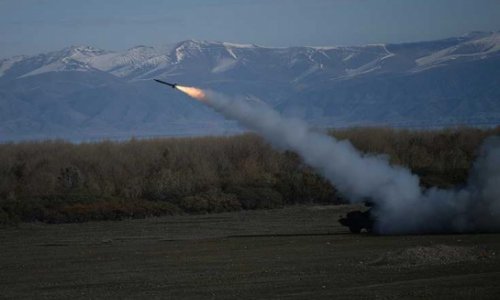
[196,90,500,234]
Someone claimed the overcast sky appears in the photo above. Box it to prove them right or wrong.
[1,0,500,58]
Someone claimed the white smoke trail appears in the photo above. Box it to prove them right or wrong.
[199,90,500,234]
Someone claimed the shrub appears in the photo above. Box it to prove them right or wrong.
[204,190,241,213]
[179,195,209,213]
[227,186,284,209]
[179,190,241,213]
[46,199,180,223]
[0,127,498,223]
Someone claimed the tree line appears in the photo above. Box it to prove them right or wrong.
[1,127,498,224]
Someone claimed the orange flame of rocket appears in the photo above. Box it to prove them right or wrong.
[176,85,206,102]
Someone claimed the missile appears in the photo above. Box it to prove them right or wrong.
[154,79,206,100]
[154,79,177,88]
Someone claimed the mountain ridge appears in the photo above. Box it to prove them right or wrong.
[1,31,499,141]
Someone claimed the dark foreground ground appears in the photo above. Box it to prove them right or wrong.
[1,205,499,299]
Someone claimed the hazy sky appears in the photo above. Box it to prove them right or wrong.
[1,0,500,58]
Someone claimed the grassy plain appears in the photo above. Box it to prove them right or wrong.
[1,205,499,299]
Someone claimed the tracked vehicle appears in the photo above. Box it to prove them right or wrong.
[338,201,376,233]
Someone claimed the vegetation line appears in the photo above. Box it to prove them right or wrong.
[1,127,498,224]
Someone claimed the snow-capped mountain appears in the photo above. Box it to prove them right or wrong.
[1,32,499,141]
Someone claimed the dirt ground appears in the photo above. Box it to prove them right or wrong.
[1,205,499,299]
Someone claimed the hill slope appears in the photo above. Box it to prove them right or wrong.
[1,32,499,141]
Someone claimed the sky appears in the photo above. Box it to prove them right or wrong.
[1,0,500,58]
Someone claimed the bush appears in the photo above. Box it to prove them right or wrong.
[204,190,241,213]
[0,196,180,224]
[0,197,48,223]
[276,168,340,205]
[51,199,180,223]
[179,190,241,214]
[179,195,209,213]
[0,127,498,223]
[227,186,284,209]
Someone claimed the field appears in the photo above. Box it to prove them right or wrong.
[2,127,500,298]
[1,205,499,299]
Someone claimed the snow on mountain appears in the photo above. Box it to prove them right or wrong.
[87,45,169,78]
[0,55,27,77]
[0,45,107,80]
[19,58,94,78]
[0,31,499,141]
[416,32,500,69]
[5,31,498,82]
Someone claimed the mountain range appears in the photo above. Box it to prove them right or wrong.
[1,31,499,141]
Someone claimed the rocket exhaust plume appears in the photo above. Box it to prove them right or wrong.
[164,82,500,234]
[153,80,206,101]
[176,85,207,101]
